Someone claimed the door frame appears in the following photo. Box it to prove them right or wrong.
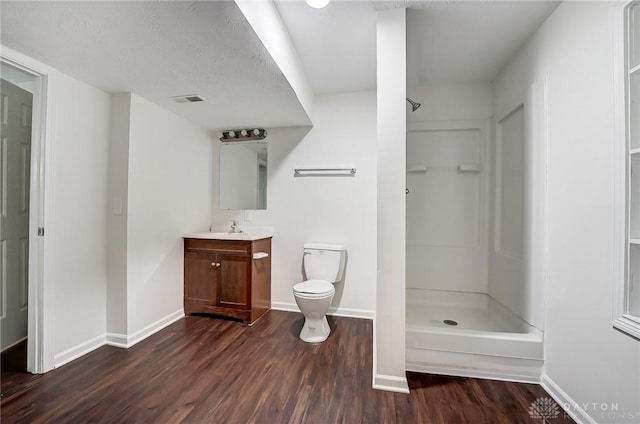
[1,45,56,373]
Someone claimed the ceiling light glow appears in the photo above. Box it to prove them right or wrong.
[305,0,330,9]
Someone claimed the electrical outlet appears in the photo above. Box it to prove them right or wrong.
[244,210,251,221]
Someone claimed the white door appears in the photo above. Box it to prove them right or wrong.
[0,78,32,351]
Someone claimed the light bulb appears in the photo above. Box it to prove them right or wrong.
[253,129,261,136]
[240,129,248,137]
[305,0,329,8]
[228,131,236,138]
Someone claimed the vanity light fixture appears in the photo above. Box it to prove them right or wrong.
[219,128,267,142]
[305,0,330,8]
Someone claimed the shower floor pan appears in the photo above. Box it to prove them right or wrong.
[406,289,544,383]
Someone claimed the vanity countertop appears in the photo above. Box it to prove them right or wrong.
[183,226,273,241]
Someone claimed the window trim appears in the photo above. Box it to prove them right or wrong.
[613,0,640,340]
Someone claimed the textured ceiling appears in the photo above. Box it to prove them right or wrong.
[0,1,312,130]
[1,0,562,127]
[406,1,561,85]
[274,0,378,95]
[275,0,560,92]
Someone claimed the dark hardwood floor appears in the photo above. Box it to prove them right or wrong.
[1,339,34,401]
[1,311,573,423]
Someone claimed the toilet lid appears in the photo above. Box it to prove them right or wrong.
[293,279,334,295]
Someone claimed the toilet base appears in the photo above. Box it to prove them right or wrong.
[299,316,331,343]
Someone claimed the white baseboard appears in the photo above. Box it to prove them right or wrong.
[106,309,184,349]
[541,373,597,424]
[52,310,185,369]
[270,302,301,314]
[370,316,410,394]
[271,301,374,320]
[105,332,128,348]
[373,373,410,394]
[53,334,105,368]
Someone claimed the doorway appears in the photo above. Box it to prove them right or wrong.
[0,62,35,387]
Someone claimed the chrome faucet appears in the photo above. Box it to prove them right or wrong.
[229,220,243,234]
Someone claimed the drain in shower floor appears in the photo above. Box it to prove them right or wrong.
[443,319,458,326]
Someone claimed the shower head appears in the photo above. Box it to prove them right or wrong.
[406,98,421,112]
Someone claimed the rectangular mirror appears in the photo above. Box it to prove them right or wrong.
[219,141,267,210]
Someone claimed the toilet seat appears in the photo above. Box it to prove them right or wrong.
[293,279,335,299]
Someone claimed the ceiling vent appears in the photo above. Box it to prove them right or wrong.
[170,94,206,103]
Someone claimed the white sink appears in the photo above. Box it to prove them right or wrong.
[183,227,273,241]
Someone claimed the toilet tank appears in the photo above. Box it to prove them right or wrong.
[303,243,346,283]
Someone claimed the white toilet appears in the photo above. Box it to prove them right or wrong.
[293,243,347,343]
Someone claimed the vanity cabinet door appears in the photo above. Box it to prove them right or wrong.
[218,255,250,309]
[183,237,271,324]
[184,252,218,310]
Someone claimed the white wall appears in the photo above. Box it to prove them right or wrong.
[407,83,492,122]
[106,93,130,336]
[50,72,110,365]
[126,94,213,336]
[493,2,640,421]
[5,49,224,367]
[213,91,377,318]
[374,8,408,393]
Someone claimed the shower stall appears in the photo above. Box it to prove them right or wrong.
[404,92,545,382]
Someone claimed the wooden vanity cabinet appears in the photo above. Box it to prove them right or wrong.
[183,237,271,325]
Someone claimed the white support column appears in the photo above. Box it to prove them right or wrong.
[374,7,409,394]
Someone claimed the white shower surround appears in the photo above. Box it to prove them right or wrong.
[404,80,547,380]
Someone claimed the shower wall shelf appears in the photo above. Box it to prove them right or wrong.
[407,163,428,173]
[294,166,356,177]
[406,164,482,173]
[457,163,482,173]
